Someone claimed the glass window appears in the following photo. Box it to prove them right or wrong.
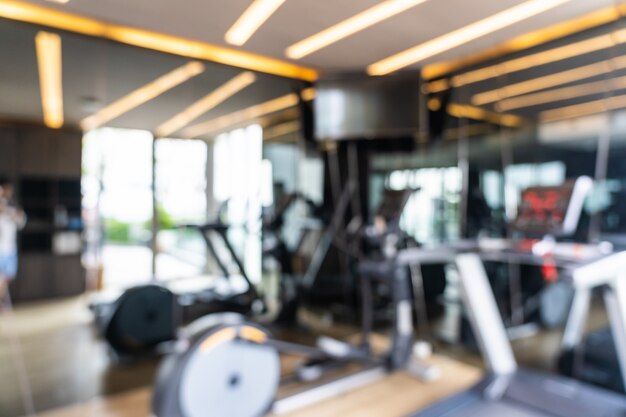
[387,167,462,245]
[82,128,153,290]
[213,125,263,283]
[155,138,208,281]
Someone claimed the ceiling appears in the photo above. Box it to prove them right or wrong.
[0,19,296,138]
[17,0,615,71]
[443,20,626,124]
[0,0,621,138]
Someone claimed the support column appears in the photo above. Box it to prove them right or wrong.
[205,139,217,218]
[204,139,217,275]
[151,135,158,280]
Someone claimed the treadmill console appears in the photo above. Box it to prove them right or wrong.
[512,176,593,237]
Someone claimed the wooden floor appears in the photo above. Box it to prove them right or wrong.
[35,355,481,417]
[1,295,610,417]
[0,297,160,417]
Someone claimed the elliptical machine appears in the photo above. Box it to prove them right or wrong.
[261,190,323,325]
[91,210,262,360]
[152,186,439,417]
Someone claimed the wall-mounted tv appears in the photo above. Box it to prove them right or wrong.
[314,72,422,141]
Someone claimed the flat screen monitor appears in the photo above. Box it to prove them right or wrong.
[314,72,421,141]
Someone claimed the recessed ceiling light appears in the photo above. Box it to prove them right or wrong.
[183,88,315,138]
[225,0,287,46]
[541,94,626,123]
[81,61,205,131]
[35,31,64,129]
[264,120,300,140]
[425,29,626,93]
[367,0,573,76]
[447,103,523,128]
[184,94,298,138]
[45,0,70,4]
[472,56,626,106]
[496,75,626,112]
[155,71,257,138]
[422,5,626,81]
[286,0,430,60]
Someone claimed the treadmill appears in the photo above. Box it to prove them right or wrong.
[404,177,626,417]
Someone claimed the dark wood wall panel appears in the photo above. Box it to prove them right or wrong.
[0,124,85,303]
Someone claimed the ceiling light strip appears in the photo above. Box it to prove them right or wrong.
[368,0,572,76]
[472,56,626,106]
[264,120,300,140]
[35,31,64,129]
[444,123,497,141]
[496,76,626,111]
[540,94,626,123]
[225,0,287,46]
[425,29,626,93]
[183,87,316,138]
[286,0,429,59]
[422,4,626,81]
[447,103,524,128]
[452,33,622,89]
[81,61,205,131]
[183,94,298,138]
[156,71,257,137]
[0,0,318,81]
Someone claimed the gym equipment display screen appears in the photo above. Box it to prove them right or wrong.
[513,180,584,236]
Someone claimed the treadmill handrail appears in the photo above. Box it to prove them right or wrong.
[571,251,626,289]
[390,245,518,375]
[176,223,258,298]
[455,253,518,376]
[399,241,626,389]
[396,246,460,266]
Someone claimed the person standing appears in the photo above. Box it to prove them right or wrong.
[0,180,26,304]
